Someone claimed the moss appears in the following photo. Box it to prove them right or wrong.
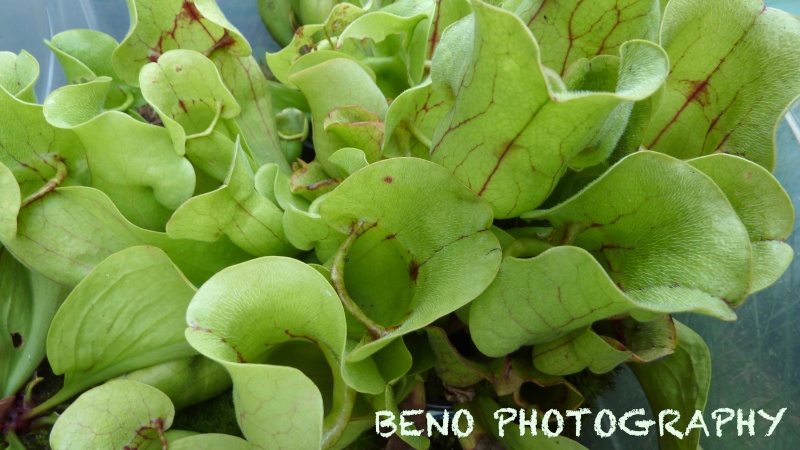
[565,367,621,410]
[170,390,242,437]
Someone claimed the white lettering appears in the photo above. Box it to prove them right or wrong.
[619,408,654,437]
[493,408,517,438]
[400,409,423,437]
[376,411,396,438]
[594,409,617,438]
[659,409,683,439]
[519,409,537,436]
[711,408,735,437]
[541,410,564,437]
[566,408,591,437]
[737,409,755,436]
[426,410,449,437]
[452,409,474,438]
[758,408,786,437]
[684,410,709,437]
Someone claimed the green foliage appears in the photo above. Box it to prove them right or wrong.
[630,321,712,450]
[0,0,797,448]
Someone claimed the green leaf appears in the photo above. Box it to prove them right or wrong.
[269,79,311,113]
[256,162,310,212]
[170,434,252,450]
[276,107,309,162]
[50,380,174,450]
[341,336,413,395]
[265,2,369,87]
[328,415,375,450]
[608,93,660,163]
[182,130,238,184]
[211,51,290,172]
[510,0,661,75]
[186,256,353,449]
[340,7,429,46]
[563,55,636,169]
[0,183,250,287]
[532,315,676,375]
[116,355,231,410]
[289,56,388,176]
[139,49,240,156]
[643,0,800,170]
[470,244,724,357]
[0,51,38,103]
[319,157,501,361]
[328,147,370,179]
[283,203,344,253]
[163,430,198,443]
[0,248,65,398]
[294,1,351,31]
[324,105,384,163]
[524,152,751,311]
[112,0,250,86]
[256,0,297,47]
[167,139,296,257]
[629,321,711,450]
[44,30,135,111]
[0,163,20,242]
[688,154,795,296]
[337,6,431,90]
[430,1,668,218]
[425,0,473,59]
[383,79,450,158]
[0,185,136,286]
[425,326,491,388]
[45,30,119,83]
[41,246,197,413]
[253,163,282,206]
[43,77,196,230]
[291,160,341,202]
[276,107,309,141]
[112,0,288,172]
[493,357,584,413]
[0,68,90,200]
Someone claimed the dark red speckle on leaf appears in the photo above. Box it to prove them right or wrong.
[409,259,419,281]
[183,0,203,22]
[383,176,393,183]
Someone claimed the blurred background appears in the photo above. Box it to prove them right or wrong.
[0,0,798,448]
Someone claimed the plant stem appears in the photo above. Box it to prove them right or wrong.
[108,88,135,112]
[31,413,59,428]
[185,100,223,140]
[404,119,432,150]
[503,237,553,259]
[22,385,76,420]
[321,348,357,449]
[22,376,44,410]
[363,56,399,74]
[20,158,67,208]
[330,221,386,340]
[322,29,336,50]
[555,221,583,246]
[157,418,167,450]
[5,430,23,448]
